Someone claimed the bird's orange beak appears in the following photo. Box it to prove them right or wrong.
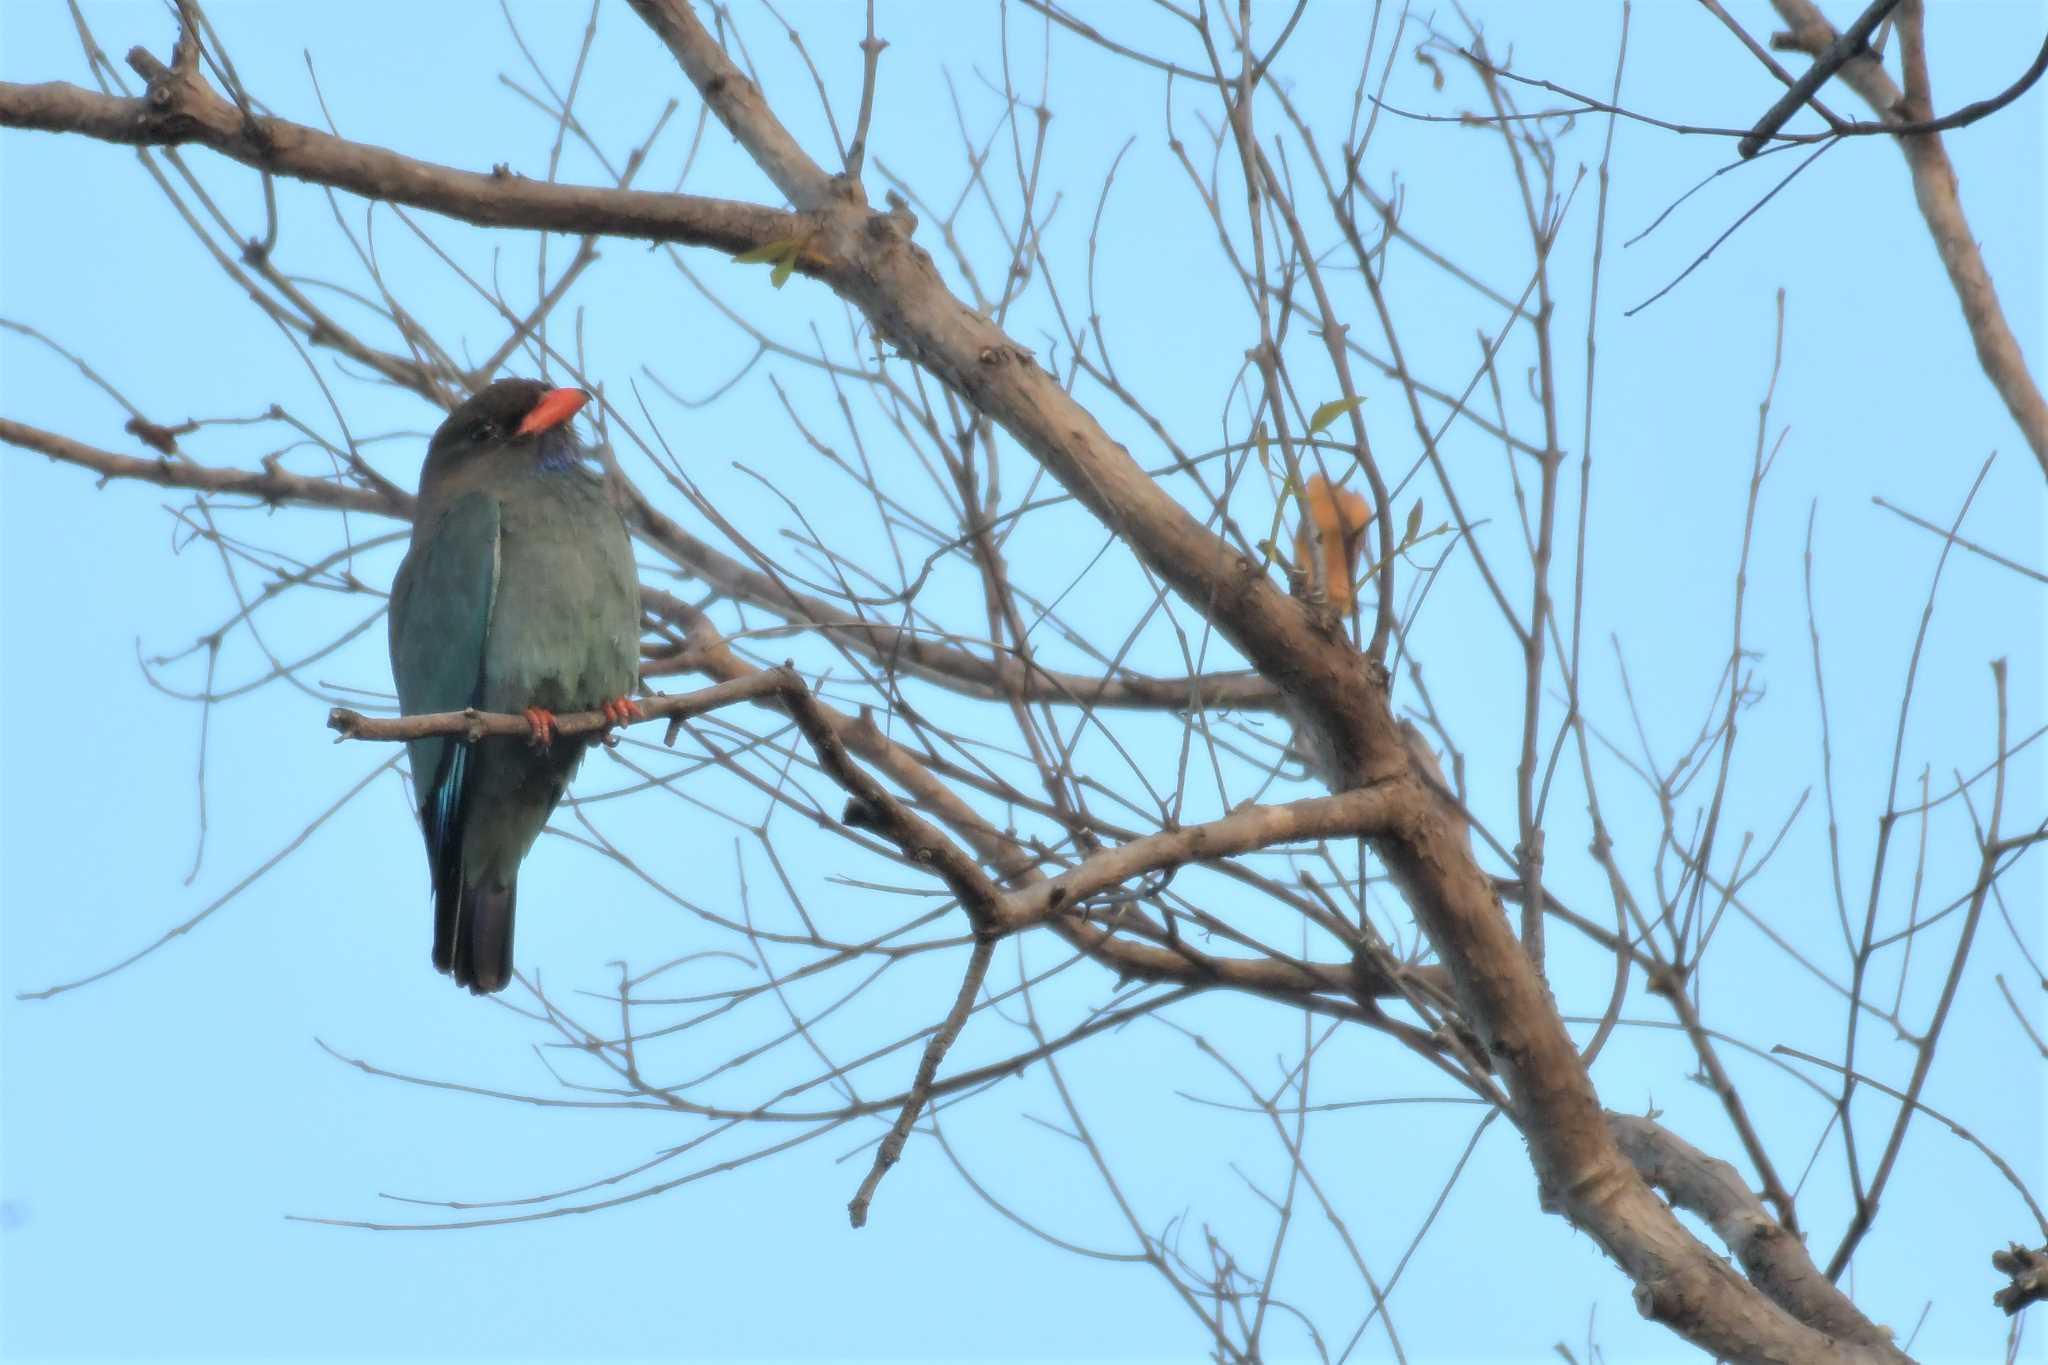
[516,387,590,436]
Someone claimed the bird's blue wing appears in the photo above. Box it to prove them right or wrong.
[388,491,500,887]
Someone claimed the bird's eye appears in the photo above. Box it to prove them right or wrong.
[468,420,500,445]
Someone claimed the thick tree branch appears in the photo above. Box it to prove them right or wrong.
[1770,0,2048,475]
[0,57,804,257]
[1611,1116,1911,1357]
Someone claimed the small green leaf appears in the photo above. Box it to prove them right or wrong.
[734,238,797,265]
[770,252,797,288]
[1404,498,1424,543]
[1308,394,1366,437]
[1254,422,1271,474]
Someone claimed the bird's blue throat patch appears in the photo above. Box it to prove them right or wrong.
[535,427,587,473]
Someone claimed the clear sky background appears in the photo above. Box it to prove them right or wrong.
[3,2,2043,1362]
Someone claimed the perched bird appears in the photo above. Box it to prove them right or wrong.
[388,379,642,994]
[1291,473,1371,612]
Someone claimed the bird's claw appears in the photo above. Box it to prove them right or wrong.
[522,706,559,749]
[601,696,645,728]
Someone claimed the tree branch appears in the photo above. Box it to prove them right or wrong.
[1610,1116,1911,1357]
[0,415,408,518]
[326,673,788,745]
[625,0,843,211]
[1003,786,1401,931]
[1737,0,1901,157]
[0,54,805,257]
[1769,0,2048,475]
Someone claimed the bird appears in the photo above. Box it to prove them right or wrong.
[388,378,642,994]
[1291,473,1371,613]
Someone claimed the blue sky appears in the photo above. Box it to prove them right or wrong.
[3,2,2044,1361]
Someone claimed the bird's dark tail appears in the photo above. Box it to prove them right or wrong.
[421,741,516,995]
[436,877,516,995]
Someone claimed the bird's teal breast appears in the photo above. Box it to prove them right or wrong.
[480,471,640,714]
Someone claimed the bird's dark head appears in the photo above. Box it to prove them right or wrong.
[425,379,592,483]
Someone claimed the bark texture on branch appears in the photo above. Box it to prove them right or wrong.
[1770,0,2048,476]
[1611,1116,1911,1358]
[0,415,410,518]
[0,55,805,257]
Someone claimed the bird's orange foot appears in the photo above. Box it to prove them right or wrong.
[601,696,645,728]
[522,706,559,748]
